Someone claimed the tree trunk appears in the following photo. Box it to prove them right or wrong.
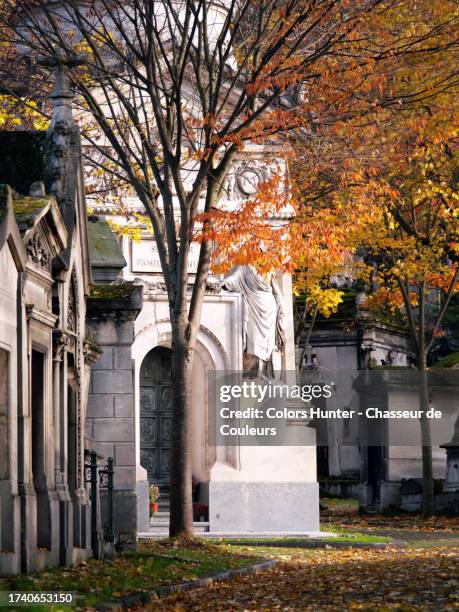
[418,354,435,517]
[169,318,194,538]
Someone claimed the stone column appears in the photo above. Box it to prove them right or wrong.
[86,283,142,548]
[52,330,76,565]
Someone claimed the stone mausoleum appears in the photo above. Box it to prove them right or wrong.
[0,72,98,573]
[90,148,319,536]
[0,65,149,574]
[305,282,459,513]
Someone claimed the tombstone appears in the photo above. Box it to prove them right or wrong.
[400,478,423,512]
[440,415,459,493]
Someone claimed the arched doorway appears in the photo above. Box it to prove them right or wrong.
[140,347,172,486]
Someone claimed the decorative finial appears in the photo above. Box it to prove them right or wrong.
[39,55,86,206]
[38,55,86,123]
[29,181,46,197]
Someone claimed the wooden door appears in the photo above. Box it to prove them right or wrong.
[140,347,172,484]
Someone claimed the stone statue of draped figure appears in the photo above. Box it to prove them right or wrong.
[222,265,286,376]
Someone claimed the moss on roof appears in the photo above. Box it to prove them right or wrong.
[12,195,52,231]
[0,186,52,229]
[89,283,136,300]
[87,215,127,269]
[14,196,51,215]
[432,351,459,369]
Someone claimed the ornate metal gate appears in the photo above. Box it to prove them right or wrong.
[85,451,114,560]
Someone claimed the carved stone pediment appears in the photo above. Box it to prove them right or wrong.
[26,232,51,270]
[20,196,67,273]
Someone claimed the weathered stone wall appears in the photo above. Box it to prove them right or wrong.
[0,243,21,575]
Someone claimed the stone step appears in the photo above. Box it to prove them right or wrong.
[138,528,339,540]
[150,512,170,524]
[143,522,210,538]
[192,522,209,533]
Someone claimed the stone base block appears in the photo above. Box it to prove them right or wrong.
[209,481,319,533]
[100,490,138,550]
[70,546,92,566]
[380,481,400,510]
[358,483,372,510]
[58,496,74,566]
[436,491,459,514]
[19,484,38,573]
[0,552,21,576]
[136,480,150,534]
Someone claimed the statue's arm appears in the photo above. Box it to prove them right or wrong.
[206,267,242,292]
[221,267,242,292]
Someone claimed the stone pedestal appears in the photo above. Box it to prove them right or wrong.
[136,480,150,533]
[207,417,319,534]
[18,483,38,574]
[209,481,319,533]
[0,482,21,575]
[57,487,74,566]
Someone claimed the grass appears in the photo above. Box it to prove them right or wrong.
[215,531,392,546]
[319,496,459,549]
[317,527,392,543]
[432,350,459,368]
[0,540,259,610]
